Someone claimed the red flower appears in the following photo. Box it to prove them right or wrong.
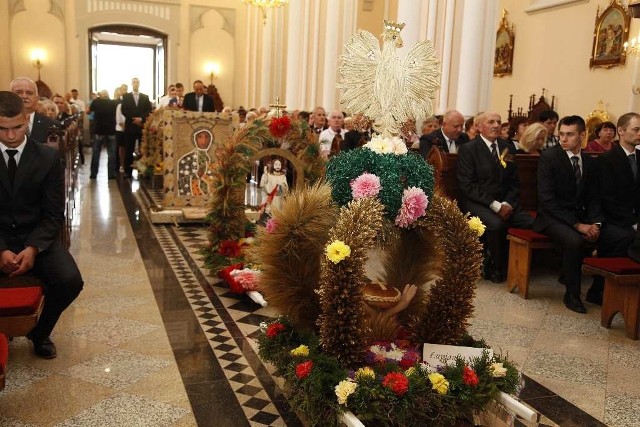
[295,360,313,379]
[269,116,291,138]
[219,240,241,257]
[266,322,286,338]
[462,366,479,387]
[218,263,244,294]
[399,357,414,369]
[382,372,409,396]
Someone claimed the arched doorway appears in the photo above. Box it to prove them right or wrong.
[89,25,167,101]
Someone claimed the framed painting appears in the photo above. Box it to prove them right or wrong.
[589,0,630,69]
[162,110,234,208]
[494,10,515,77]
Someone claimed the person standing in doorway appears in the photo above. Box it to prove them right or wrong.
[120,78,152,178]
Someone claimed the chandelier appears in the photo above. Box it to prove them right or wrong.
[242,0,288,24]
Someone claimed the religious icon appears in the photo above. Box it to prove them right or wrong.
[494,9,515,77]
[177,128,215,196]
[590,0,631,69]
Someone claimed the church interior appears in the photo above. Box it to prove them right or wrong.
[2,0,640,426]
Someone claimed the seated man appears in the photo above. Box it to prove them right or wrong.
[457,112,534,283]
[0,91,83,358]
[419,109,469,157]
[593,112,640,304]
[534,115,602,313]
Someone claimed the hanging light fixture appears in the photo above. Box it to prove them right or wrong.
[241,0,288,25]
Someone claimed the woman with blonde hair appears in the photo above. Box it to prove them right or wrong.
[517,122,547,155]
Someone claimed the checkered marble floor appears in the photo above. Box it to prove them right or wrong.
[151,224,298,426]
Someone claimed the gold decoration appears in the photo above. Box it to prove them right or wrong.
[337,21,440,137]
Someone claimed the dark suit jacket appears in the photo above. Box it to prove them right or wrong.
[183,92,215,112]
[0,138,64,252]
[120,92,153,134]
[456,136,521,211]
[418,129,470,158]
[534,145,603,232]
[599,144,640,228]
[30,113,60,144]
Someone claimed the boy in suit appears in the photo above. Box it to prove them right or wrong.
[534,115,603,313]
[0,91,83,358]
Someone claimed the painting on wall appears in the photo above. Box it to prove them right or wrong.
[494,10,515,77]
[589,0,631,68]
[162,110,234,208]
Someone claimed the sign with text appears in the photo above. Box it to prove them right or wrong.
[423,344,493,368]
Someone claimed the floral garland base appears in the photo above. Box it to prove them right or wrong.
[258,317,521,427]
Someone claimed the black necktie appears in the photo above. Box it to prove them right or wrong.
[6,149,17,183]
[571,155,581,185]
[491,143,499,162]
[630,153,638,180]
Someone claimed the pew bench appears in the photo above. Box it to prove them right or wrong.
[582,257,640,340]
[0,277,45,338]
[506,228,556,299]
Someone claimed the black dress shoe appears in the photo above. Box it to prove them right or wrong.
[563,293,587,314]
[586,288,603,306]
[27,335,57,359]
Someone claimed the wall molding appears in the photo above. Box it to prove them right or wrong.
[524,0,589,14]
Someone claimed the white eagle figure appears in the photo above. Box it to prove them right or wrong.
[338,20,440,138]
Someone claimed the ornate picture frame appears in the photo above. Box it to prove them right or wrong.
[589,0,630,69]
[494,10,515,77]
[161,110,234,208]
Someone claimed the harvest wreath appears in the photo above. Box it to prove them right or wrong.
[248,135,514,425]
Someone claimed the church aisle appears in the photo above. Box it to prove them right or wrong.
[0,161,196,426]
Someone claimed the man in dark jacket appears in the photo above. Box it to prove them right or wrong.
[89,90,118,179]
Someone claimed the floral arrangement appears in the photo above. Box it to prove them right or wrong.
[258,317,521,426]
[202,117,325,278]
[325,136,434,228]
[139,109,165,177]
[203,221,256,287]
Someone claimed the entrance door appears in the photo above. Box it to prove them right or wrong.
[88,25,167,101]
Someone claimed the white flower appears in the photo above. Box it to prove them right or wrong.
[391,137,408,155]
[335,379,358,405]
[365,136,394,154]
[490,362,508,378]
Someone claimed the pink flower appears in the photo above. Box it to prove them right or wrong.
[350,173,382,199]
[231,268,260,291]
[265,217,278,233]
[395,187,428,228]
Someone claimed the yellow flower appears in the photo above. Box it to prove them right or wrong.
[428,372,449,395]
[355,366,376,380]
[499,150,508,168]
[326,240,351,264]
[290,344,309,357]
[405,367,416,377]
[490,362,508,378]
[468,216,486,237]
[335,379,358,404]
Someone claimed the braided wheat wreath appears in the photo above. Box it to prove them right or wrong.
[253,182,484,368]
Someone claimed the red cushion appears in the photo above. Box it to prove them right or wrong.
[583,257,640,275]
[508,228,550,242]
[0,287,43,316]
[0,333,7,371]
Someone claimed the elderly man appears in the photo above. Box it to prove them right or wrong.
[120,77,153,178]
[319,111,346,158]
[9,77,59,144]
[419,110,469,158]
[183,80,214,113]
[457,112,534,283]
[0,91,83,358]
[310,106,327,134]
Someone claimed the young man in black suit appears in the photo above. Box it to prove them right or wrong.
[457,112,534,283]
[0,91,83,358]
[419,109,469,158]
[121,77,153,178]
[182,80,215,112]
[534,115,603,313]
[593,113,640,303]
[10,77,60,145]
